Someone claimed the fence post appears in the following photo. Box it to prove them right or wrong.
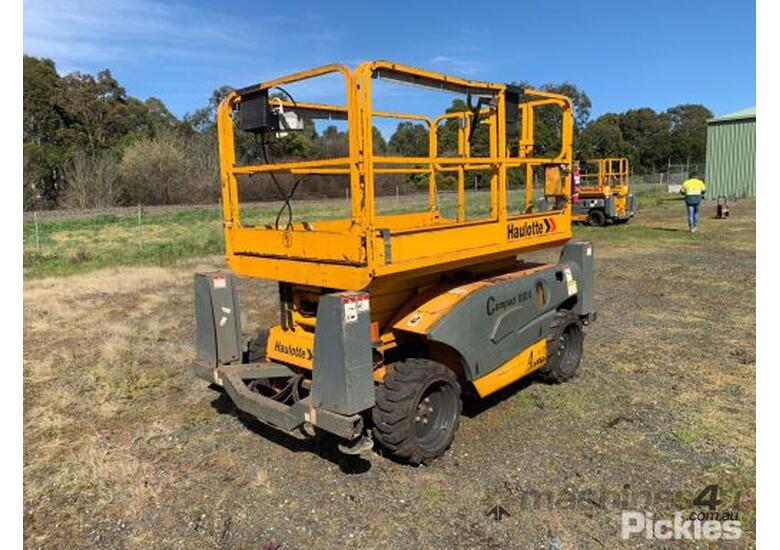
[396,185,399,203]
[33,212,40,251]
[137,204,143,251]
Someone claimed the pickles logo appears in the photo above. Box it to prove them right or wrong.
[507,218,556,240]
[621,485,742,542]
[274,341,313,360]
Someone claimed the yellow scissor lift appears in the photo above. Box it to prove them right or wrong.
[573,157,636,226]
[194,61,597,464]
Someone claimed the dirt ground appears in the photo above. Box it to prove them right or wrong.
[23,198,756,549]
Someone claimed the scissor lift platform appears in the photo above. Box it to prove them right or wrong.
[195,60,597,464]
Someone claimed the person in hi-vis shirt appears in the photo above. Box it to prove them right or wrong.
[680,174,706,232]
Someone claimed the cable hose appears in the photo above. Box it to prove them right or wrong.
[273,86,298,109]
[291,375,301,403]
[259,131,302,230]
[270,374,303,404]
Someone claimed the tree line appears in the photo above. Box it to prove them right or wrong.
[23,55,712,210]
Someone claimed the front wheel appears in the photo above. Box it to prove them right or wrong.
[588,209,607,226]
[373,358,462,465]
[538,310,584,383]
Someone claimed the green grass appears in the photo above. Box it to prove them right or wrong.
[574,215,691,245]
[419,485,444,507]
[672,423,704,446]
[22,187,687,279]
[22,192,506,278]
[23,201,354,278]
[24,209,225,278]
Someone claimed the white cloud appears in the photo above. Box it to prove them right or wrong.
[23,0,339,72]
[427,54,485,76]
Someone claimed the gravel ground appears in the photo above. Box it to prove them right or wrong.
[23,199,755,549]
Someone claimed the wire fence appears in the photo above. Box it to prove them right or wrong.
[23,203,228,279]
[23,175,690,279]
[629,163,706,187]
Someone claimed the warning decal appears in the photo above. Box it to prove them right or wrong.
[343,294,369,324]
[563,266,578,296]
[212,274,226,289]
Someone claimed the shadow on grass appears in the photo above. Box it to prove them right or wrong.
[209,390,371,475]
[649,226,686,232]
[462,375,537,418]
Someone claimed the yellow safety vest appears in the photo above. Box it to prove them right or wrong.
[681,178,706,196]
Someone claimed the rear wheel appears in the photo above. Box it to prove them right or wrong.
[373,358,462,465]
[538,310,584,383]
[588,209,606,227]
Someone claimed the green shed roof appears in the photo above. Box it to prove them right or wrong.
[708,106,756,123]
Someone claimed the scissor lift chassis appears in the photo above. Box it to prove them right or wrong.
[194,241,595,448]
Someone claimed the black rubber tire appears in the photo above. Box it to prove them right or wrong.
[538,310,584,383]
[372,358,462,465]
[588,209,606,227]
[243,328,269,363]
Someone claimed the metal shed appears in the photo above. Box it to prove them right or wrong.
[705,106,756,198]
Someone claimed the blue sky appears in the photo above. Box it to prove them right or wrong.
[24,0,755,137]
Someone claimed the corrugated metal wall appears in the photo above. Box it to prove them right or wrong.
[705,118,756,198]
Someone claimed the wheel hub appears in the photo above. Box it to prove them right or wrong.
[416,397,434,424]
[414,381,457,447]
